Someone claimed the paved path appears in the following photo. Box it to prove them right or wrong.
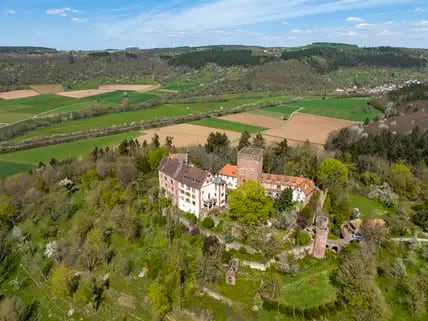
[202,287,234,306]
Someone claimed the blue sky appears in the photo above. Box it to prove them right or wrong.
[1,0,427,49]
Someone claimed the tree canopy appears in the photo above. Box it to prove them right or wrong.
[317,158,348,191]
[229,180,273,225]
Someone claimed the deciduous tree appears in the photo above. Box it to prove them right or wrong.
[229,181,273,225]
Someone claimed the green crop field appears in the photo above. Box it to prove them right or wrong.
[0,131,139,177]
[10,96,284,142]
[262,105,302,115]
[288,97,379,121]
[192,118,267,133]
[0,90,160,125]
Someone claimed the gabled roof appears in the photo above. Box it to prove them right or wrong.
[217,163,316,197]
[218,164,238,177]
[159,157,209,189]
[261,173,315,196]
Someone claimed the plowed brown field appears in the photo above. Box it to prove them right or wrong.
[137,124,241,147]
[263,112,359,145]
[0,89,39,100]
[31,84,64,94]
[98,84,160,92]
[220,112,287,128]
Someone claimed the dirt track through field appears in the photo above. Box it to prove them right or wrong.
[57,89,116,98]
[137,124,241,148]
[98,84,160,92]
[220,112,287,128]
[0,89,40,100]
[263,112,359,145]
[30,84,64,94]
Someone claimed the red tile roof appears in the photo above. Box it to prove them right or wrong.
[261,173,315,197]
[217,164,315,197]
[218,164,238,177]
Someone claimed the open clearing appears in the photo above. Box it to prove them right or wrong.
[57,89,117,98]
[99,84,160,92]
[0,89,40,100]
[30,84,64,94]
[192,118,267,133]
[264,112,359,145]
[220,112,287,128]
[137,124,241,147]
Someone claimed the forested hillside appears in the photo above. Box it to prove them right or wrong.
[0,130,427,320]
[0,44,426,94]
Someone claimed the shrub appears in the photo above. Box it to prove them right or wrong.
[202,217,215,229]
[296,230,312,246]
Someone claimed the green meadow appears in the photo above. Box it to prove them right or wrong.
[0,91,159,124]
[10,96,285,142]
[0,131,140,177]
[288,97,379,122]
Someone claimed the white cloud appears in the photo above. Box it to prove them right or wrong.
[7,9,16,14]
[346,16,363,23]
[414,8,425,13]
[46,7,80,17]
[290,29,312,34]
[356,23,375,29]
[377,30,401,36]
[100,0,408,40]
[412,20,428,26]
[280,21,289,25]
[71,17,86,23]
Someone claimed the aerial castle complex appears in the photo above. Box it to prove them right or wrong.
[159,148,316,218]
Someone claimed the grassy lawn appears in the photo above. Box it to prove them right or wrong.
[287,97,379,121]
[349,194,393,218]
[192,118,267,133]
[278,257,337,309]
[0,131,139,177]
[210,265,264,305]
[10,97,279,142]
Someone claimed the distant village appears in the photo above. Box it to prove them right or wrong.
[336,79,423,95]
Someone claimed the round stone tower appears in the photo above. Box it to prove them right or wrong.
[313,216,329,258]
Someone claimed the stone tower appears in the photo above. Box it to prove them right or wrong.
[237,147,264,184]
[313,216,329,258]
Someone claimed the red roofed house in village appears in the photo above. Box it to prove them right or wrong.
[217,147,315,202]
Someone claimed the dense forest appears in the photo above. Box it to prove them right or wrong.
[167,49,274,68]
[280,47,426,73]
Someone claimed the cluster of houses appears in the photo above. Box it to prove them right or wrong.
[158,147,315,218]
[335,79,423,95]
